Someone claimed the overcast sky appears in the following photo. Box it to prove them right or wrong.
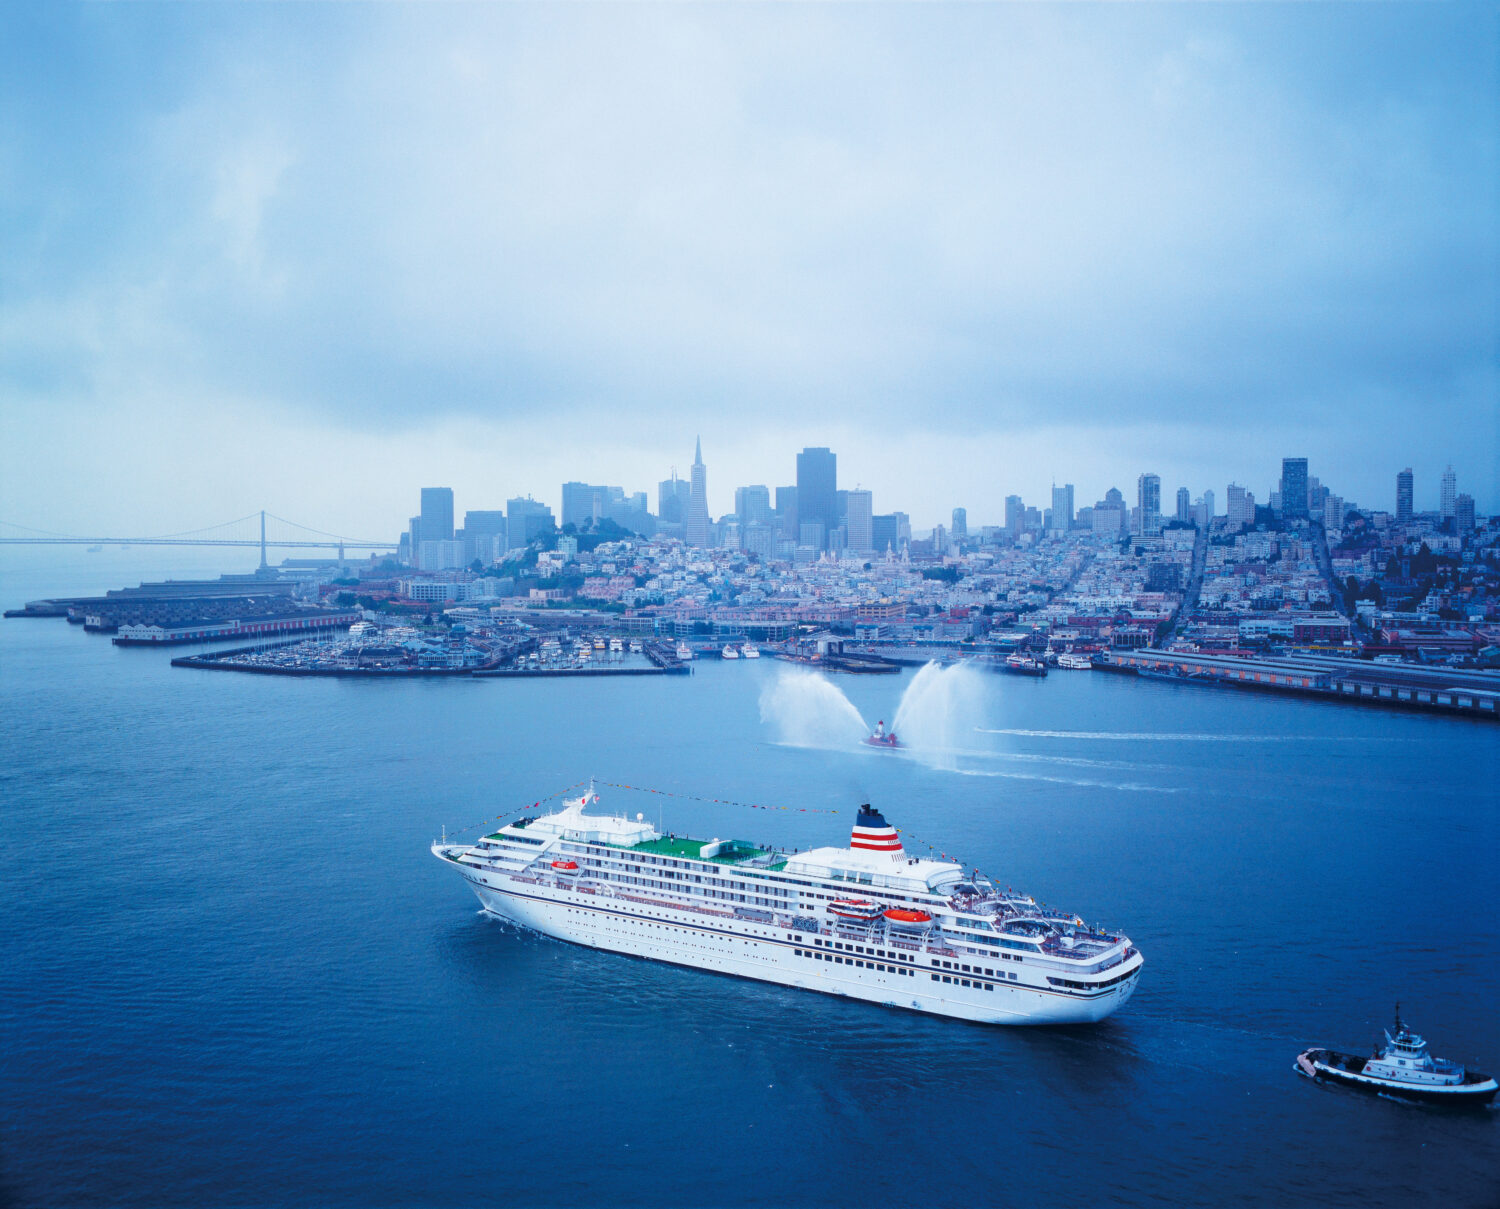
[1,2,1495,538]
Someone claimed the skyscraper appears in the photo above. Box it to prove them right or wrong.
[658,472,691,524]
[506,497,554,549]
[735,485,772,527]
[420,487,455,542]
[1396,468,1414,523]
[1441,465,1457,520]
[871,514,898,554]
[1176,487,1191,523]
[1049,485,1074,535]
[1202,489,1215,523]
[686,437,710,548]
[1137,474,1161,536]
[1455,494,1475,534]
[463,510,508,563]
[796,447,837,550]
[951,507,968,541]
[1004,495,1024,536]
[561,482,604,530]
[774,485,798,539]
[847,489,874,553]
[1281,458,1309,519]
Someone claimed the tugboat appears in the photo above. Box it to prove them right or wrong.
[863,720,901,749]
[1295,1006,1497,1107]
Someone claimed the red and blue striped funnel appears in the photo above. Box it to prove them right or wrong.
[851,805,903,855]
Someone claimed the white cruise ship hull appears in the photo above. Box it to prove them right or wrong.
[447,858,1140,1026]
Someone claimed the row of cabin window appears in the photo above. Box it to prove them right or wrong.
[796,950,912,975]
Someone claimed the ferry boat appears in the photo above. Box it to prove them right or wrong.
[433,793,1144,1025]
[722,644,740,659]
[1296,1007,1497,1107]
[864,720,901,749]
[1056,654,1094,671]
[741,644,761,659]
[675,642,695,661]
[1004,654,1048,677]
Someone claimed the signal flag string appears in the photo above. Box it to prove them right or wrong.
[593,781,842,815]
[441,779,590,841]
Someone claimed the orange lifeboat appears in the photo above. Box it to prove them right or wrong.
[551,860,579,871]
[883,907,933,927]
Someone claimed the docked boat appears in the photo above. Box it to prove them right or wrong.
[675,642,694,660]
[1295,1007,1497,1107]
[722,644,740,659]
[1004,654,1048,677]
[1056,654,1094,671]
[434,794,1143,1025]
[863,720,901,749]
[741,644,761,659]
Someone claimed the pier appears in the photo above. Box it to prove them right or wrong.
[1102,649,1499,720]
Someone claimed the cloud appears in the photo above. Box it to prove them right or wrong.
[0,2,1495,524]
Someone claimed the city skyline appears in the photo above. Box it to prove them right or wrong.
[2,3,1496,537]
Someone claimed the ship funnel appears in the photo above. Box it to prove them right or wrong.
[851,804,903,858]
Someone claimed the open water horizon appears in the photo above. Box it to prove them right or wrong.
[1,551,1497,1208]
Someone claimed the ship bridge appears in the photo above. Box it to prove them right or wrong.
[783,846,963,893]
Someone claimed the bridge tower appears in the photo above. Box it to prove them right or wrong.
[259,510,268,571]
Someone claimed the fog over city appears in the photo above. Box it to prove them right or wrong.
[1,3,1495,535]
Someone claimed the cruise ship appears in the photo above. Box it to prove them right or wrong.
[432,791,1143,1025]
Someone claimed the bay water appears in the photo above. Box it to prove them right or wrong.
[2,551,1496,1207]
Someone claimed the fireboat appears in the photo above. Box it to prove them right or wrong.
[864,720,901,749]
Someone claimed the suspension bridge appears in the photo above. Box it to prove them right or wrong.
[0,512,399,567]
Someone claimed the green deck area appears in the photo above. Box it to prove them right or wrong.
[624,835,710,860]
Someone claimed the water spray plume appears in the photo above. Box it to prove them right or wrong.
[759,669,868,748]
[892,661,989,768]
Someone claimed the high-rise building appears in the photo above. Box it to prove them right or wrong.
[774,485,798,539]
[658,472,691,524]
[846,489,874,553]
[1176,487,1191,523]
[735,485,772,527]
[561,482,604,530]
[1227,483,1254,526]
[1004,495,1024,536]
[893,512,911,547]
[1137,474,1161,536]
[871,514,899,554]
[463,510,508,563]
[798,521,825,549]
[742,522,777,562]
[1091,488,1125,535]
[1455,494,1475,534]
[796,447,837,550]
[1049,485,1074,535]
[1281,458,1309,519]
[1323,495,1345,531]
[951,507,968,541]
[507,497,554,549]
[1202,489,1215,522]
[1441,465,1457,519]
[1396,468,1414,523]
[686,438,710,548]
[420,487,455,542]
[407,515,423,565]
